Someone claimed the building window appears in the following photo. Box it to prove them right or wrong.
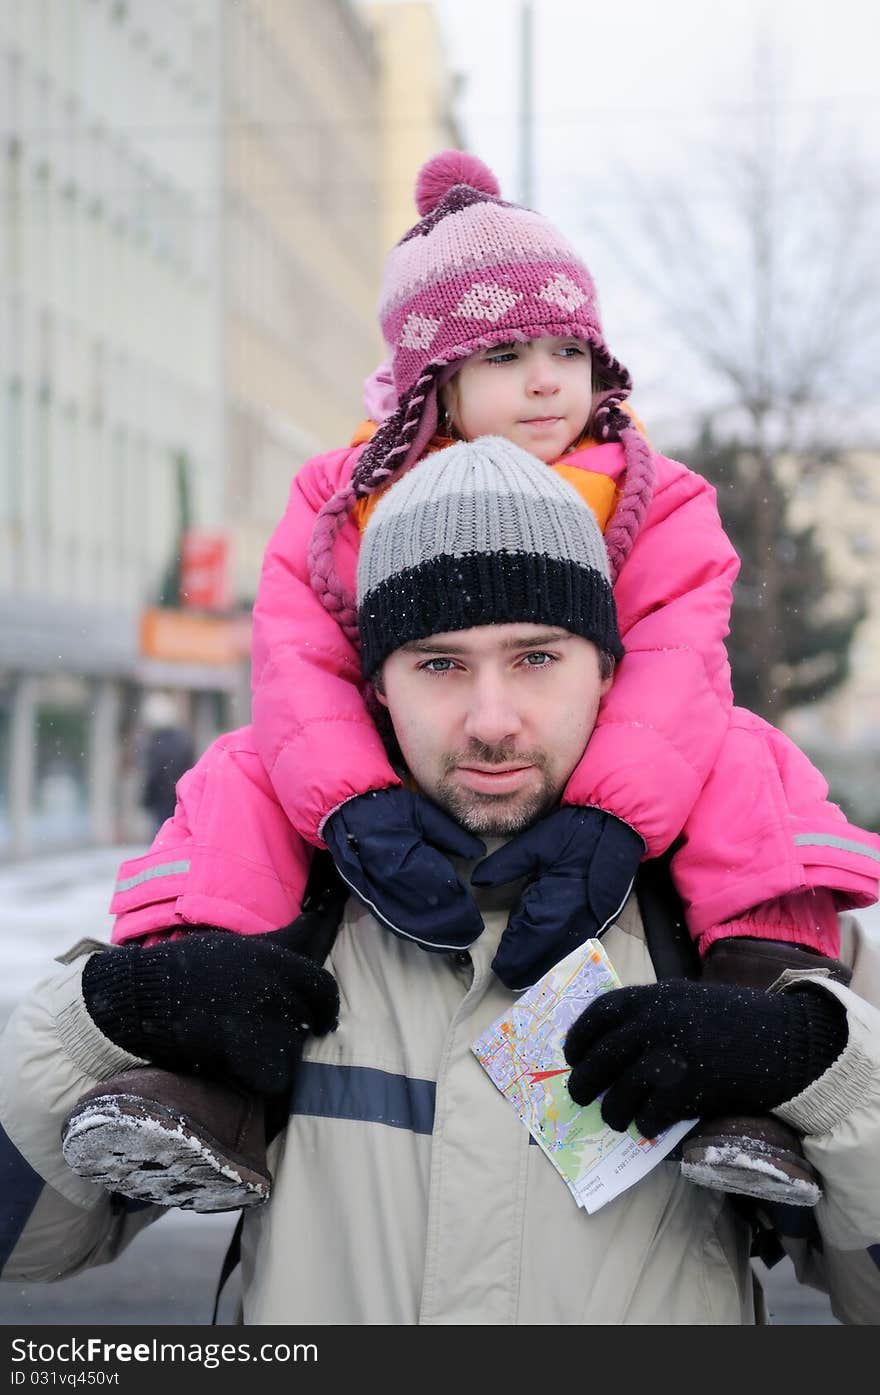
[32,674,92,850]
[3,379,24,530]
[3,139,23,287]
[35,383,52,538]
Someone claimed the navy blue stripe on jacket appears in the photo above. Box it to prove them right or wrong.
[289,1061,542,1145]
[291,1062,436,1135]
[0,1123,44,1270]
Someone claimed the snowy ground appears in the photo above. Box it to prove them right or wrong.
[1,846,877,1325]
[0,846,135,1016]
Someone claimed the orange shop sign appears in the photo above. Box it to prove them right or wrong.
[139,607,251,667]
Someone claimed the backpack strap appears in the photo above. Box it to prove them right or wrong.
[634,852,700,981]
[210,1211,244,1324]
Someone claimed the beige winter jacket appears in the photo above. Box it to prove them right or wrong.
[2,886,880,1324]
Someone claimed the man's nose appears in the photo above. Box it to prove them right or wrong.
[463,678,523,745]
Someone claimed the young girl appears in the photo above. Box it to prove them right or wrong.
[64,151,880,1211]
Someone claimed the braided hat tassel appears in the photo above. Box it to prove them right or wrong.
[604,425,656,581]
[308,368,443,634]
[307,482,360,645]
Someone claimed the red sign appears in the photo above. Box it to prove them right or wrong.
[179,531,229,611]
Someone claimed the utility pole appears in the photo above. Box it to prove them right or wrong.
[519,0,534,206]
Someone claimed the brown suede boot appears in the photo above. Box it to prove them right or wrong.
[61,1067,271,1212]
[679,938,851,1205]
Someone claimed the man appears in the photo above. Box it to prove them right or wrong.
[2,439,879,1324]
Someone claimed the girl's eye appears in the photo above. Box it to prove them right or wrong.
[485,350,518,365]
[558,344,585,358]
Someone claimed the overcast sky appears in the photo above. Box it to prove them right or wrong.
[413,0,880,445]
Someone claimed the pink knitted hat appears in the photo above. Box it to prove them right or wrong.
[309,151,655,640]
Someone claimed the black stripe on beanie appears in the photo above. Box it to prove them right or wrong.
[359,551,623,678]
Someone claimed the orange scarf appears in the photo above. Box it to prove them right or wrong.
[348,407,648,536]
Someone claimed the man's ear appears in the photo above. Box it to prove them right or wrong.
[373,672,388,708]
[599,672,614,698]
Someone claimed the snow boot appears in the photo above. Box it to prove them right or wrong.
[61,1067,271,1212]
[680,937,851,1205]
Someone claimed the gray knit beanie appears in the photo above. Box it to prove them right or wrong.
[356,436,622,678]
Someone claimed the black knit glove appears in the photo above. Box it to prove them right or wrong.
[563,980,847,1138]
[81,927,340,1097]
[324,788,486,951]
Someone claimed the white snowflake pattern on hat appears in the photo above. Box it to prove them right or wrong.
[454,282,522,323]
[399,312,442,351]
[537,274,588,313]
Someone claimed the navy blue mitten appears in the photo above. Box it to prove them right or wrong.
[324,788,486,951]
[471,806,644,989]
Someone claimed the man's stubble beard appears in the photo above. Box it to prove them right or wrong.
[429,743,562,837]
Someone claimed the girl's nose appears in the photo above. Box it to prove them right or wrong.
[525,357,561,395]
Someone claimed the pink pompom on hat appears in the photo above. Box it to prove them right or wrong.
[309,150,655,641]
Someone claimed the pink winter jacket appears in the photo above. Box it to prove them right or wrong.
[110,440,880,952]
[251,440,738,848]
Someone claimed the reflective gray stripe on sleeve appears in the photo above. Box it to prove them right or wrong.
[114,860,192,894]
[0,1124,44,1269]
[793,835,880,863]
[291,1061,436,1135]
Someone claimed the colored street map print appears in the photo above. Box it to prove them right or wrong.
[472,940,695,1212]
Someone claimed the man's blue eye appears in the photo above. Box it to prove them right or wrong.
[424,658,454,672]
[524,652,553,666]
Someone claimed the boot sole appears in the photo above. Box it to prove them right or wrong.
[680,1133,821,1206]
[61,1094,271,1213]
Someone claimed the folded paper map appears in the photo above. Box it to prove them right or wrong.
[472,939,695,1213]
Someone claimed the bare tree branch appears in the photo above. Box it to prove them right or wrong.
[582,73,879,720]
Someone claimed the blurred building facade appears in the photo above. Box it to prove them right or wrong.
[363,1,461,249]
[0,0,459,860]
[224,0,384,599]
[0,0,226,857]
